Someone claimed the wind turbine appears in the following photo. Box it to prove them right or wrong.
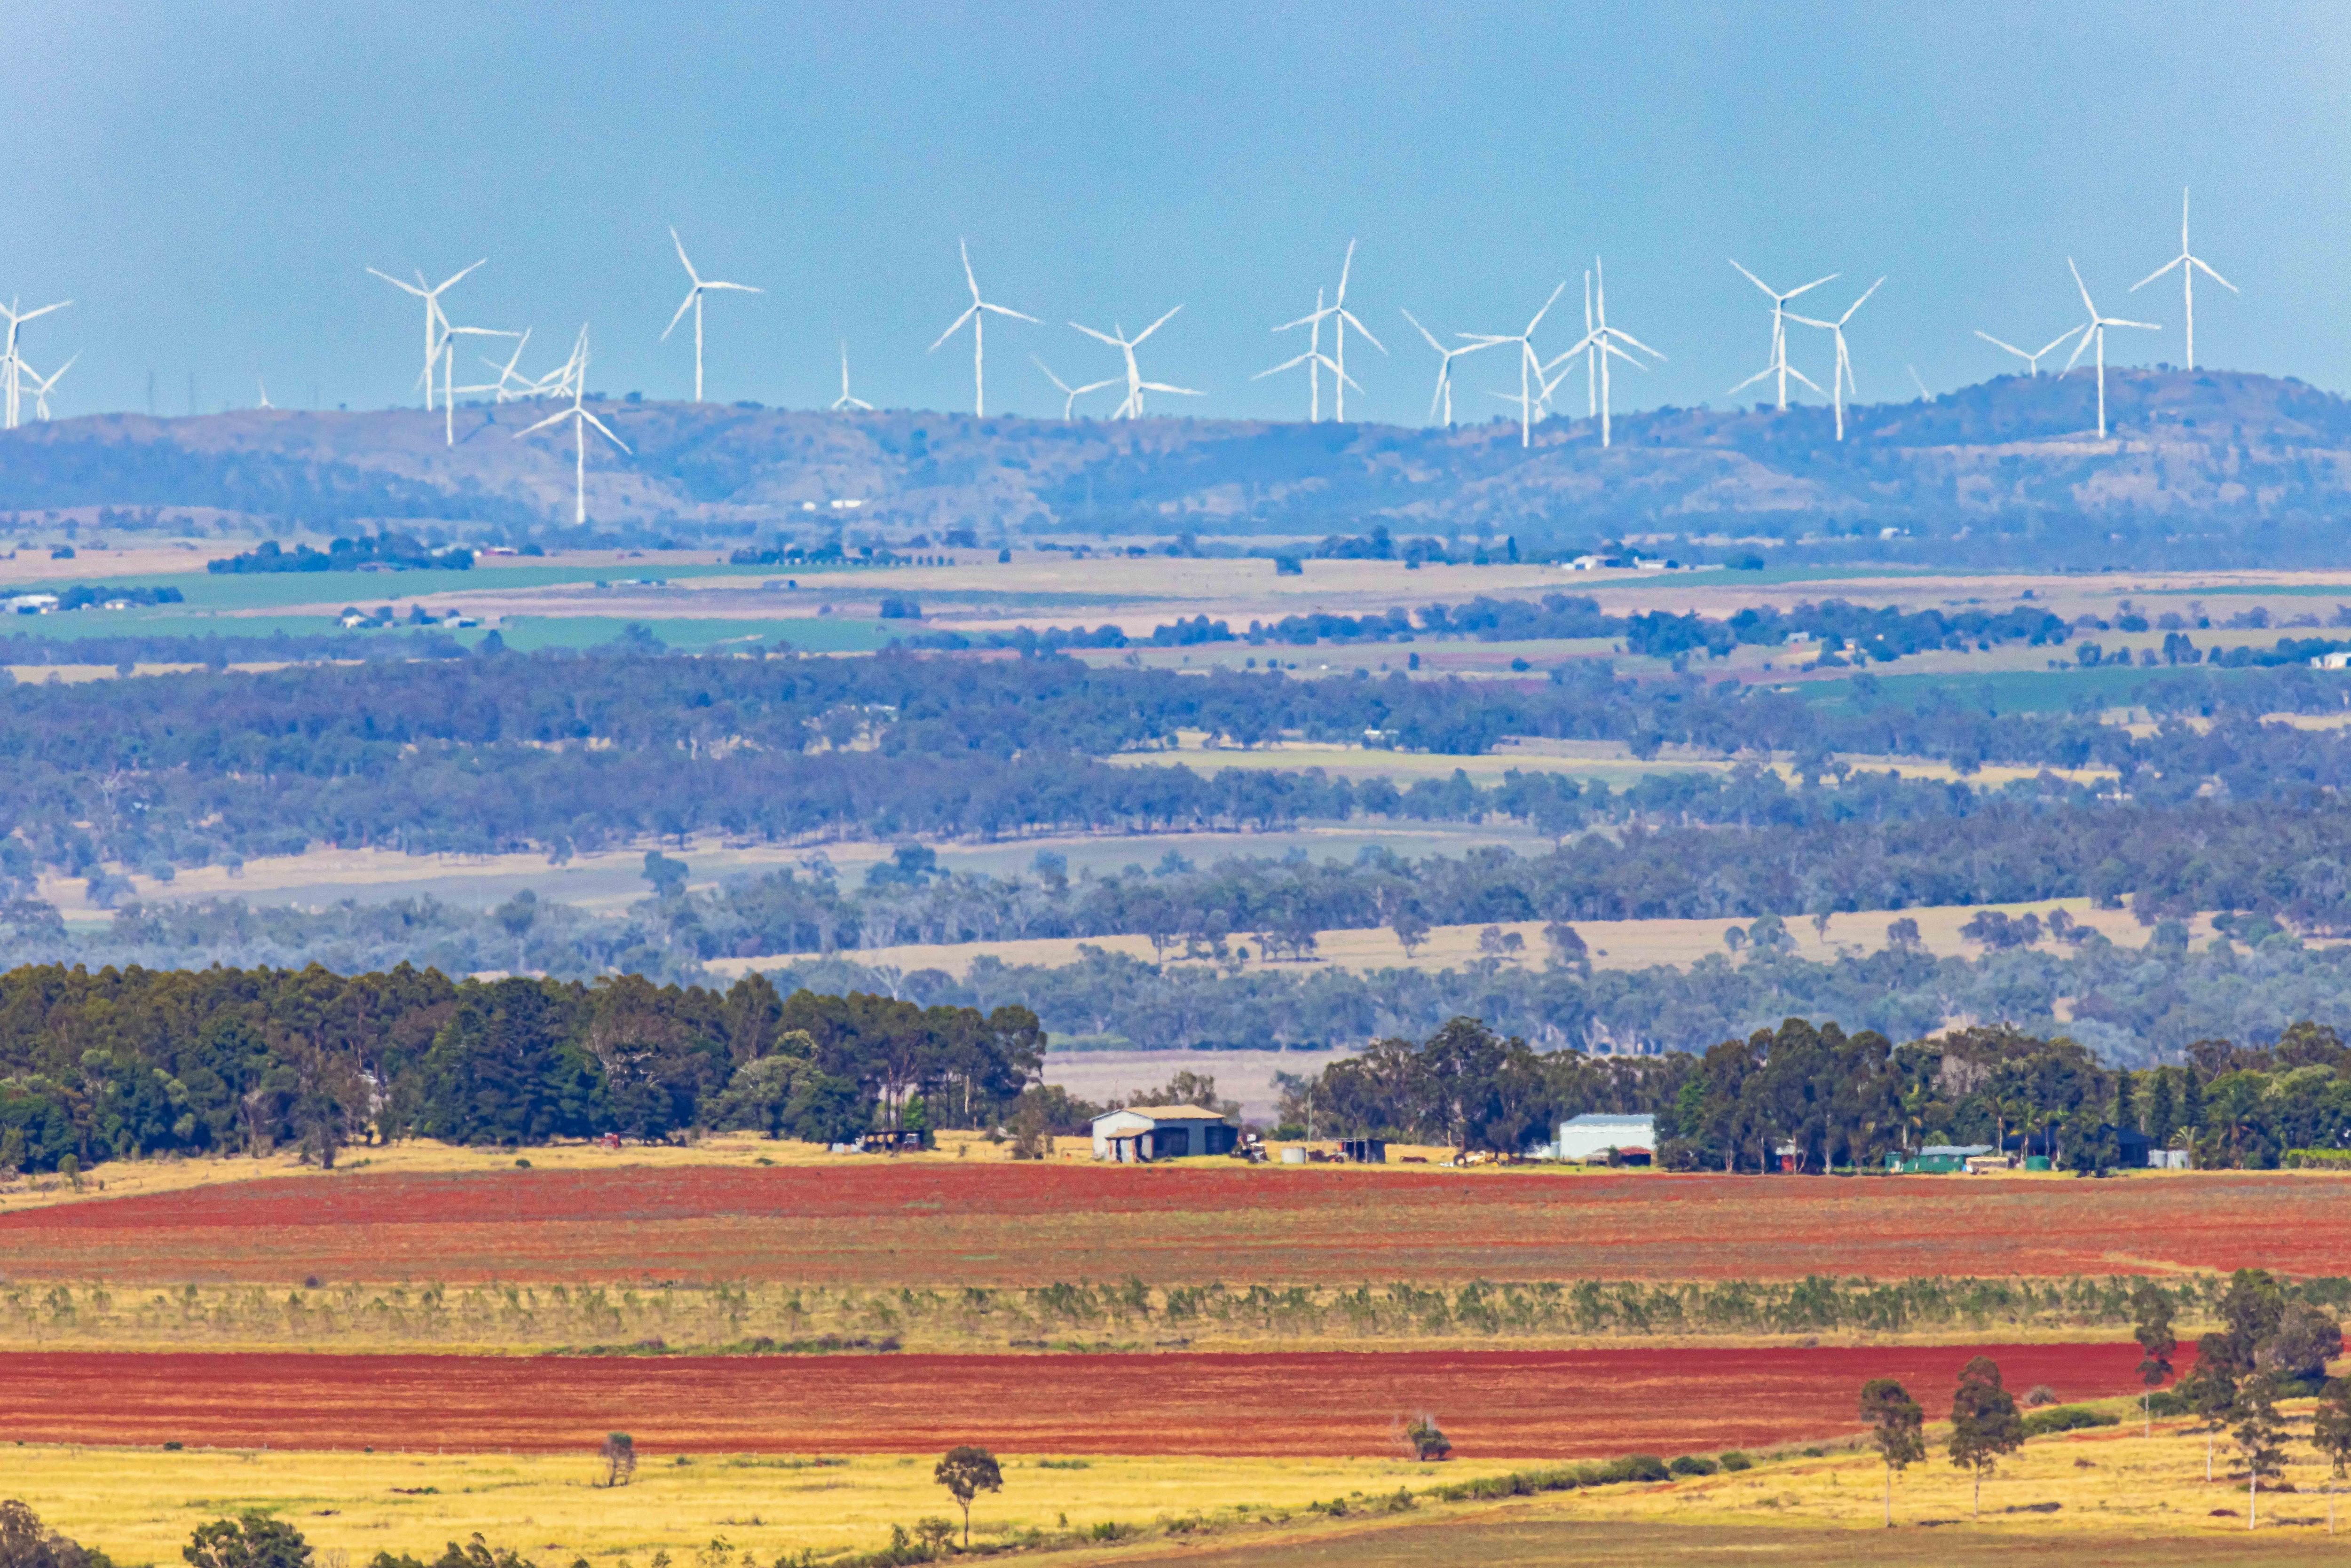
[1255,288,1349,421]
[457,330,542,403]
[1546,258,1666,448]
[1786,277,1882,441]
[1031,355,1114,419]
[662,229,761,402]
[21,355,75,421]
[255,374,271,410]
[366,260,483,411]
[0,298,71,430]
[2063,259,2159,440]
[929,240,1035,417]
[833,343,874,412]
[1270,242,1384,421]
[433,324,521,442]
[1727,261,1836,411]
[1070,307,1200,419]
[1460,281,1566,447]
[516,328,630,525]
[2131,188,2236,371]
[1972,326,2082,377]
[1398,308,1494,427]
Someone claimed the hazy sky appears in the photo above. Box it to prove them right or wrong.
[10,2,2350,425]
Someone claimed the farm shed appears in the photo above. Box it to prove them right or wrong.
[1887,1143,1996,1174]
[1554,1113,1657,1164]
[1091,1105,1239,1162]
[1341,1138,1387,1164]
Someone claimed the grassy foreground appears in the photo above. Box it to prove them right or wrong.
[14,1401,2351,1568]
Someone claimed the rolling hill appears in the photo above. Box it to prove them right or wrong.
[1,368,2347,567]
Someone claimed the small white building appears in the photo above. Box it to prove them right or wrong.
[4,594,59,615]
[1090,1104,1239,1162]
[2311,652,2351,670]
[1555,1113,1657,1163]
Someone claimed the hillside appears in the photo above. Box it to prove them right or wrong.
[2,368,2348,566]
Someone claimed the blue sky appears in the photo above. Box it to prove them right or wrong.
[9,2,2349,424]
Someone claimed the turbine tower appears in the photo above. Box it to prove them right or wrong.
[367,260,483,411]
[1460,281,1566,448]
[516,328,630,525]
[2131,188,2236,371]
[1972,326,2082,377]
[662,229,761,402]
[434,325,521,443]
[1032,355,1115,419]
[929,240,1035,418]
[1271,241,1384,421]
[1786,277,1882,441]
[2063,259,2159,440]
[1727,260,1836,411]
[1069,307,1200,419]
[1398,308,1494,427]
[1255,288,1348,421]
[833,343,874,412]
[0,298,71,430]
[1549,258,1666,448]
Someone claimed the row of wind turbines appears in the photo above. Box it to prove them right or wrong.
[356,183,2231,489]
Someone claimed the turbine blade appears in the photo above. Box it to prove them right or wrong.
[2106,318,2162,331]
[1608,328,1665,361]
[1031,355,1073,394]
[2064,327,2096,371]
[671,228,699,284]
[1973,330,2028,359]
[662,291,697,341]
[434,259,488,294]
[2035,326,2084,358]
[579,408,631,452]
[980,303,1039,323]
[1728,260,1774,297]
[1133,305,1184,344]
[961,238,980,303]
[1337,310,1387,353]
[368,268,429,297]
[1399,308,1445,354]
[1838,278,1884,324]
[703,281,762,294]
[1253,352,1318,379]
[1523,280,1567,335]
[2191,257,2239,292]
[2068,257,2097,317]
[1785,365,1824,394]
[2131,255,2185,292]
[1783,273,1839,300]
[1728,366,1775,394]
[929,306,978,353]
[1069,322,1121,347]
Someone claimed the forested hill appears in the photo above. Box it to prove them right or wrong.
[4,369,2351,564]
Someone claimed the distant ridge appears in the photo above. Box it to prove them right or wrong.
[0,368,2346,567]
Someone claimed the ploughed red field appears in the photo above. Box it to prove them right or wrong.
[0,1164,2344,1284]
[0,1343,2168,1457]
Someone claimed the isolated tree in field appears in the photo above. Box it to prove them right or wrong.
[2179,1336,2241,1482]
[2230,1374,2287,1529]
[1390,903,1432,959]
[2312,1377,2351,1481]
[1402,1415,1452,1462]
[599,1432,636,1488]
[2131,1280,2178,1438]
[0,1499,113,1568]
[184,1513,312,1568]
[1858,1378,1925,1527]
[934,1446,1002,1546]
[1946,1355,2024,1516]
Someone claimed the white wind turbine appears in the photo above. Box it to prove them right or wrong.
[1546,259,1666,448]
[1070,307,1200,419]
[1270,242,1384,421]
[929,240,1035,417]
[1032,355,1115,419]
[1255,288,1349,421]
[1972,325,2082,378]
[367,260,484,411]
[1398,308,1495,427]
[22,355,76,421]
[433,324,522,442]
[833,343,875,412]
[255,374,271,410]
[662,229,761,402]
[516,328,630,525]
[1786,276,1882,442]
[0,298,71,430]
[2131,188,2236,371]
[1460,281,1566,448]
[1727,261,1836,411]
[457,330,543,403]
[2063,258,2159,440]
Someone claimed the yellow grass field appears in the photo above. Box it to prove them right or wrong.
[12,1399,2351,1568]
[708,898,2215,983]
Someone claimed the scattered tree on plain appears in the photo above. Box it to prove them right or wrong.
[1858,1377,1925,1528]
[2229,1374,2288,1529]
[599,1432,636,1489]
[2131,1280,2177,1438]
[1945,1355,2024,1517]
[934,1446,1002,1547]
[1402,1415,1452,1462]
[184,1513,312,1568]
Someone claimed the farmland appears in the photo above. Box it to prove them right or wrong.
[0,1342,2160,1456]
[4,1162,2347,1290]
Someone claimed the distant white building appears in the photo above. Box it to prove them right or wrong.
[1090,1105,1239,1162]
[4,594,58,615]
[2310,652,2351,670]
[1554,1113,1657,1163]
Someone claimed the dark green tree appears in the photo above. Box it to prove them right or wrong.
[413,979,604,1145]
[2312,1377,2351,1480]
[0,1499,114,1568]
[2131,1280,2177,1438]
[1946,1355,2024,1516]
[933,1446,1002,1546]
[1858,1378,1925,1527]
[184,1514,311,1568]
[2230,1375,2287,1530]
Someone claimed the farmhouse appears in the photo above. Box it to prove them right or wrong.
[1555,1113,1657,1163]
[1090,1104,1239,1162]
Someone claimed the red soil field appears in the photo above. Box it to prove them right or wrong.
[1,1165,2345,1285]
[0,1342,2165,1458]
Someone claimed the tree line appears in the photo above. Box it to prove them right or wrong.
[0,963,1041,1172]
[1277,1014,2351,1171]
